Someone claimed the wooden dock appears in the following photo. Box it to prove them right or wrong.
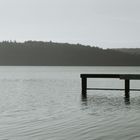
[80,74,140,99]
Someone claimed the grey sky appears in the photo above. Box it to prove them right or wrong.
[0,0,140,48]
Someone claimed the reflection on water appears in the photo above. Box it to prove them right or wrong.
[124,97,130,105]
[82,94,131,106]
[81,91,140,113]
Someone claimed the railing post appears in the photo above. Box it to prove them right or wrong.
[81,77,87,98]
[125,79,130,98]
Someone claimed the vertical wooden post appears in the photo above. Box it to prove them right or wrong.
[125,79,130,98]
[82,77,87,98]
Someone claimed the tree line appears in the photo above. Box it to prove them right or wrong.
[0,41,139,66]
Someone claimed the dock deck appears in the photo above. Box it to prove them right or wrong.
[80,74,140,98]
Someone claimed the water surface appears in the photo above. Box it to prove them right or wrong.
[0,66,140,140]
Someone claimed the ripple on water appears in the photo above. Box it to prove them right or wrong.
[0,66,140,140]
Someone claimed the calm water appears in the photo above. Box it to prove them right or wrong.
[0,66,140,140]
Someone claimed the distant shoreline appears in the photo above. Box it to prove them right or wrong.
[0,41,139,66]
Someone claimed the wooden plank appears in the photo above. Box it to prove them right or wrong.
[80,74,120,78]
[81,74,140,80]
[120,74,140,80]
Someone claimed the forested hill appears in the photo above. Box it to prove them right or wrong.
[0,41,140,66]
[113,48,140,55]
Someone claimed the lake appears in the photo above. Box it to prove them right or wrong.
[0,66,140,140]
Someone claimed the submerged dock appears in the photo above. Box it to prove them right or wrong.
[80,74,140,99]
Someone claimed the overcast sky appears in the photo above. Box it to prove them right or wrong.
[0,0,140,48]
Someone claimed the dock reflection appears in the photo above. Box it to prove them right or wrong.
[124,96,130,105]
[81,94,131,107]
